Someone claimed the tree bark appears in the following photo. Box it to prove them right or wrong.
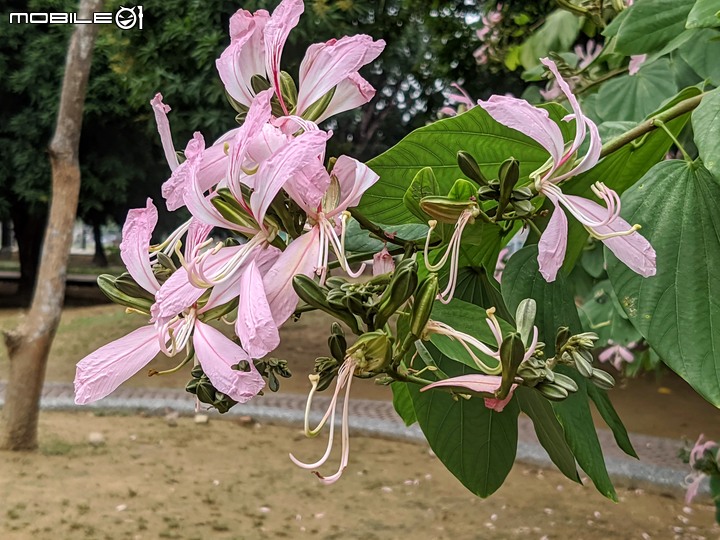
[1,0,103,451]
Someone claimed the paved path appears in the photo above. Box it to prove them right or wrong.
[0,382,702,495]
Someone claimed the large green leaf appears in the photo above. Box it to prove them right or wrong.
[343,219,427,253]
[551,368,618,501]
[579,280,642,347]
[557,86,699,270]
[693,87,720,178]
[501,245,582,344]
[679,28,720,84]
[597,59,679,122]
[606,160,720,406]
[408,344,520,497]
[515,387,581,483]
[686,0,720,28]
[587,385,639,459]
[359,104,574,225]
[615,0,694,55]
[391,382,416,427]
[519,10,583,70]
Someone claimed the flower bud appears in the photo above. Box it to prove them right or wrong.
[97,274,153,313]
[555,326,571,355]
[590,368,615,390]
[498,332,525,399]
[571,349,594,378]
[374,258,419,328]
[496,157,520,218]
[410,273,439,338]
[535,381,569,401]
[348,330,393,377]
[420,196,479,224]
[551,372,579,393]
[457,151,489,186]
[292,274,360,334]
[515,298,537,347]
[328,323,347,362]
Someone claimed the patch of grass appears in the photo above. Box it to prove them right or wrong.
[39,438,74,456]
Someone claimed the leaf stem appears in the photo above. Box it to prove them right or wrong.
[653,119,692,162]
[599,93,705,158]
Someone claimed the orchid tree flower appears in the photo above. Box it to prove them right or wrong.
[150,93,240,212]
[372,246,395,276]
[477,57,656,282]
[421,374,516,412]
[261,156,380,327]
[439,83,476,117]
[74,199,265,405]
[597,340,636,371]
[215,0,384,120]
[685,434,719,504]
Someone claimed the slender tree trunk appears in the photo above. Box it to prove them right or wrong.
[91,219,107,267]
[1,0,102,451]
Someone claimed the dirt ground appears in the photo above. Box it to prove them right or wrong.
[0,411,718,540]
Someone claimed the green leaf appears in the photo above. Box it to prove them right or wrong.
[391,382,417,426]
[686,0,720,28]
[519,10,583,70]
[597,59,679,122]
[586,385,639,459]
[515,387,581,483]
[360,104,574,225]
[408,344,520,497]
[551,367,618,501]
[607,160,720,406]
[501,245,582,344]
[343,220,428,253]
[403,167,439,222]
[615,0,694,55]
[679,29,720,84]
[579,280,643,347]
[693,87,720,178]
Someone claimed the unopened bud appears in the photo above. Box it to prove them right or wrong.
[498,332,525,399]
[410,273,439,338]
[496,157,520,218]
[571,350,594,378]
[515,299,537,347]
[555,326,571,354]
[348,330,393,376]
[97,274,153,313]
[374,258,418,328]
[535,381,569,401]
[551,372,579,393]
[590,368,615,390]
[420,196,478,224]
[457,151,488,186]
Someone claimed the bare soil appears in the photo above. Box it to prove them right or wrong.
[0,412,718,540]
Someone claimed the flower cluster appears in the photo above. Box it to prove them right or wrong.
[474,3,504,65]
[75,0,385,409]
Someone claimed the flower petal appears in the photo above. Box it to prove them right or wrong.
[236,259,281,358]
[151,267,204,326]
[193,321,265,403]
[296,35,385,115]
[553,116,601,182]
[537,194,568,283]
[150,93,179,172]
[329,155,380,215]
[263,227,321,326]
[541,58,586,158]
[477,94,565,166]
[315,72,376,123]
[74,325,161,404]
[420,374,516,412]
[120,198,160,294]
[264,0,304,113]
[372,246,395,276]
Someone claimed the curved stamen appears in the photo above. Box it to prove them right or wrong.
[523,326,539,362]
[188,234,267,288]
[315,366,354,484]
[424,320,502,374]
[151,218,192,257]
[425,210,474,304]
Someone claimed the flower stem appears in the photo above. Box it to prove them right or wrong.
[653,119,692,162]
[599,93,705,159]
[348,208,413,248]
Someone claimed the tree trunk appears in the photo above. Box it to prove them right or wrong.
[91,219,107,267]
[1,0,102,451]
[0,219,12,257]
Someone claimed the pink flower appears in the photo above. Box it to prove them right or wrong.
[598,340,635,371]
[74,200,265,405]
[421,374,516,412]
[685,434,718,504]
[477,58,656,282]
[216,0,384,120]
[439,83,476,118]
[372,246,395,276]
[575,40,603,69]
[262,156,379,326]
[628,54,647,76]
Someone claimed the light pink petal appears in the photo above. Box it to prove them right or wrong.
[618,345,634,363]
[264,0,304,114]
[263,227,322,325]
[537,193,568,283]
[184,219,212,262]
[553,116,601,182]
[477,94,565,166]
[193,321,265,403]
[284,160,331,214]
[372,246,395,276]
[541,58,587,160]
[236,259,280,358]
[244,124,289,176]
[74,325,161,404]
[296,35,385,115]
[629,54,647,76]
[216,9,269,107]
[564,196,656,277]
[329,155,380,215]
[315,72,377,123]
[250,129,329,225]
[150,93,179,171]
[685,473,705,505]
[420,374,517,412]
[151,267,204,326]
[120,198,160,294]
[161,132,207,212]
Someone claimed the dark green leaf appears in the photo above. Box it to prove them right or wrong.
[693,87,720,178]
[516,387,581,483]
[606,160,720,406]
[391,382,417,427]
[586,385,639,458]
[615,0,694,55]
[679,29,720,84]
[403,167,439,222]
[408,344,520,497]
[686,0,720,28]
